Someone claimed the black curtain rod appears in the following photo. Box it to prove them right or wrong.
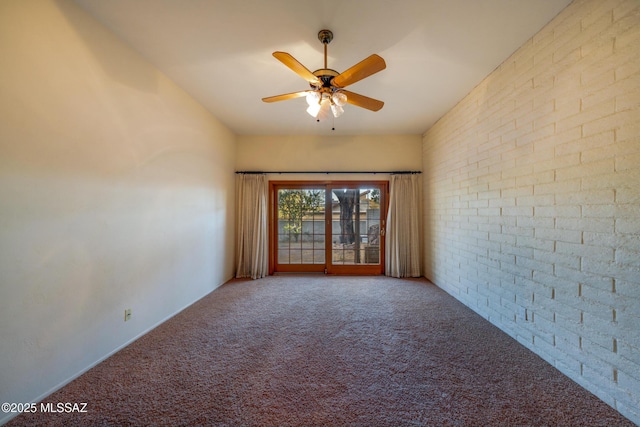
[235,171,421,175]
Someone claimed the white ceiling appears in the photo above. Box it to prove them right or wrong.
[74,0,571,136]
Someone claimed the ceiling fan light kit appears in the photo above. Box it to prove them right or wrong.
[263,29,386,123]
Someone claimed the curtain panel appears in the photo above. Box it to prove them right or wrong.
[235,174,268,279]
[385,174,421,278]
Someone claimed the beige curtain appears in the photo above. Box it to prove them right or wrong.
[385,174,421,278]
[235,174,268,279]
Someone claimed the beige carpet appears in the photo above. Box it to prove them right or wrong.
[8,276,634,426]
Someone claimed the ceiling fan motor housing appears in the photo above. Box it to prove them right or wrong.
[312,69,339,91]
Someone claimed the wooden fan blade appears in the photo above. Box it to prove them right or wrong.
[332,54,386,88]
[273,52,320,85]
[262,91,309,103]
[342,90,384,112]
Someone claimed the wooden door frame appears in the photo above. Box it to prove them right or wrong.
[269,180,389,275]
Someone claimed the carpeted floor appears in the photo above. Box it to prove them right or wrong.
[7,276,635,426]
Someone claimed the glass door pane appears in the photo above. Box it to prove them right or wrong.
[275,188,326,272]
[328,186,383,274]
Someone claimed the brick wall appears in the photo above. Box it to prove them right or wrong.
[422,0,640,422]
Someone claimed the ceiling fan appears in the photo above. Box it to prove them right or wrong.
[262,29,386,119]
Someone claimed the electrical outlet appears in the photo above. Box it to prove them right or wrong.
[124,308,132,321]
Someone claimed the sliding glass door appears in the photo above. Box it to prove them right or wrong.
[270,181,387,275]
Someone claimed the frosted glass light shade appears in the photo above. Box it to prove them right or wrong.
[317,99,331,120]
[306,102,321,117]
[306,91,321,106]
[331,91,347,106]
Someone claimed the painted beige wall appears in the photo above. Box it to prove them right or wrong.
[423,0,640,423]
[0,1,236,422]
[237,134,422,180]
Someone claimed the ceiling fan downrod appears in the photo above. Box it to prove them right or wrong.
[318,29,333,69]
